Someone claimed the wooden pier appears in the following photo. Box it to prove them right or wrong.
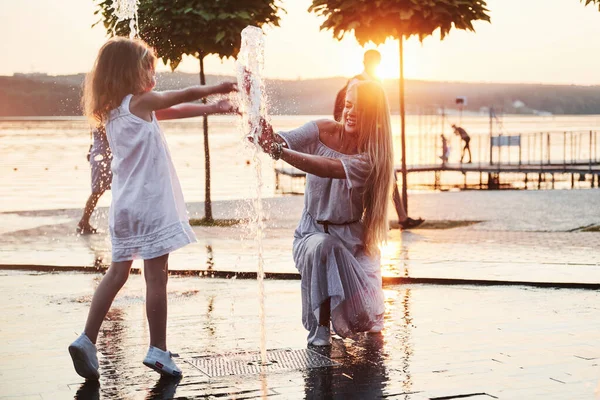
[275,162,600,193]
[274,128,600,193]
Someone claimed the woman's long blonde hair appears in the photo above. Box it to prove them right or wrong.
[82,37,156,126]
[352,81,394,255]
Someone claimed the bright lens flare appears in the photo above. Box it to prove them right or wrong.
[375,60,399,79]
[366,41,414,80]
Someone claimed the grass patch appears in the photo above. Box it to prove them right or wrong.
[579,225,600,232]
[189,218,243,227]
[390,220,482,230]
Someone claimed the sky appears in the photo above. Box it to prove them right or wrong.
[1,0,600,85]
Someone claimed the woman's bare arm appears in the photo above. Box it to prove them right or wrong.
[280,148,346,179]
[253,118,346,179]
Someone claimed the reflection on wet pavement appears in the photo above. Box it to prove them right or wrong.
[304,336,390,399]
[4,197,600,286]
[1,271,599,399]
[3,190,600,397]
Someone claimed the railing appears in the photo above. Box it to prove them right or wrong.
[274,128,600,193]
[397,129,600,169]
[490,135,522,165]
[490,130,599,168]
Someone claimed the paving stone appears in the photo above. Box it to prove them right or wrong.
[0,272,598,398]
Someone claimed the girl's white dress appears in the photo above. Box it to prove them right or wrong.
[279,121,385,339]
[104,94,197,262]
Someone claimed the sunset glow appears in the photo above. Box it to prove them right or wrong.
[1,0,600,84]
[375,49,401,80]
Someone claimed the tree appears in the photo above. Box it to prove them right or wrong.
[581,0,600,10]
[309,0,490,213]
[94,0,283,222]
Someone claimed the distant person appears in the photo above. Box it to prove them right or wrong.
[69,37,237,381]
[77,126,112,235]
[439,134,450,166]
[334,50,423,230]
[452,124,472,163]
[333,49,381,122]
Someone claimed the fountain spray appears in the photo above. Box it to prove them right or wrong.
[236,26,269,366]
[111,0,139,39]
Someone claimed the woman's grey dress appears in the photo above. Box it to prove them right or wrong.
[279,121,385,339]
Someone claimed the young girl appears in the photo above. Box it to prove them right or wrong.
[256,80,393,346]
[69,37,237,380]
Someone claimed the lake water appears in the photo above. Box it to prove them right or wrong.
[1,114,600,213]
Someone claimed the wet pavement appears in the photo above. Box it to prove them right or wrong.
[2,191,600,285]
[1,270,599,399]
[2,189,600,398]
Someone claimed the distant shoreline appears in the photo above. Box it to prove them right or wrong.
[0,116,88,122]
[4,72,600,116]
[2,114,600,121]
[7,72,600,88]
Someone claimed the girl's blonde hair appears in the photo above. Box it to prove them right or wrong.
[82,37,157,126]
[352,81,394,255]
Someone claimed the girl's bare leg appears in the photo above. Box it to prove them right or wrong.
[84,260,133,343]
[144,254,169,351]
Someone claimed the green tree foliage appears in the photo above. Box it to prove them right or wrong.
[93,0,283,221]
[94,1,282,69]
[309,0,490,213]
[309,0,490,45]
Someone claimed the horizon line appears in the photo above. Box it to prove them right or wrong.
[4,72,600,88]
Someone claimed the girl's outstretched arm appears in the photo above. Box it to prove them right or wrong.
[131,82,237,120]
[155,99,236,120]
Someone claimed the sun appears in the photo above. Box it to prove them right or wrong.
[356,40,417,80]
[376,59,400,80]
[374,44,400,80]
[363,40,411,80]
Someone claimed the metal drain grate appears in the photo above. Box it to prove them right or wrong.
[187,348,340,377]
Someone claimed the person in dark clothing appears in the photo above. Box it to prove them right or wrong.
[452,124,472,163]
[440,134,449,166]
[77,127,112,234]
[334,50,381,122]
[334,50,423,230]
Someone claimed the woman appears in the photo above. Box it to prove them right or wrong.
[257,80,393,346]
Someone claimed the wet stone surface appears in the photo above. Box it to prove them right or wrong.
[3,194,600,286]
[0,270,599,399]
[2,191,600,398]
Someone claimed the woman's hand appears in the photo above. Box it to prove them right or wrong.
[247,118,275,153]
[257,117,275,153]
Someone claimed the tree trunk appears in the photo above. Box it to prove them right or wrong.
[199,53,213,222]
[399,35,408,214]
